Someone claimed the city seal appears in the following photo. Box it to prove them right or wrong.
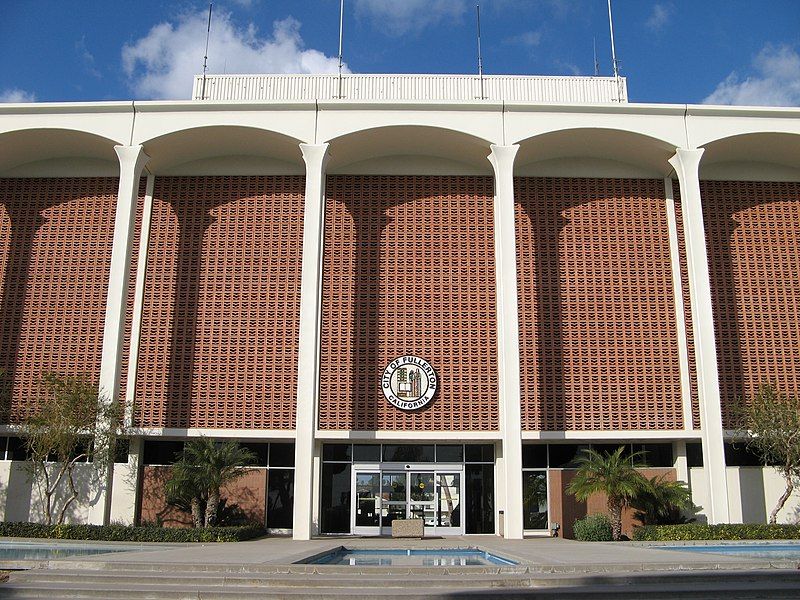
[381,355,438,411]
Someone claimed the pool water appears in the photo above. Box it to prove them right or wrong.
[303,548,517,566]
[0,542,135,561]
[660,543,800,560]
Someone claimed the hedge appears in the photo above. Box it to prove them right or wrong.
[0,522,266,543]
[633,523,800,541]
[573,514,613,541]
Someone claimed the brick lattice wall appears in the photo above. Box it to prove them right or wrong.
[319,175,499,431]
[515,177,685,431]
[0,178,120,422]
[134,176,304,429]
[703,181,800,427]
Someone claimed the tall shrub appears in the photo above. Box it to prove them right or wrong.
[566,446,647,541]
[165,438,256,527]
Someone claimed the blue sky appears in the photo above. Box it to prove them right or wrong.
[2,0,799,105]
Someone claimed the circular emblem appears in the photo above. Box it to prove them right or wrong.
[381,355,438,411]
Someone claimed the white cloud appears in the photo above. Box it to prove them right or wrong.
[646,3,673,32]
[0,88,36,103]
[354,0,469,36]
[505,31,543,48]
[76,36,102,79]
[122,10,345,100]
[704,44,800,107]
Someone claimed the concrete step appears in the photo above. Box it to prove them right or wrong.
[3,579,800,600]
[13,566,800,588]
[8,569,537,589]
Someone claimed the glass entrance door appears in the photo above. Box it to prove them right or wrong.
[353,472,381,535]
[352,468,464,536]
[435,472,462,534]
[380,472,407,532]
[408,472,435,529]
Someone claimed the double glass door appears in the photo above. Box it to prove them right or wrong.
[353,468,462,535]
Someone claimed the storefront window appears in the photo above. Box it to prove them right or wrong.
[522,471,548,530]
[266,468,294,529]
[465,464,494,534]
[320,462,351,533]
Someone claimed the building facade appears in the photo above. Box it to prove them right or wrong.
[0,74,799,538]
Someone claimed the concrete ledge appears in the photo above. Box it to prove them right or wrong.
[391,519,424,538]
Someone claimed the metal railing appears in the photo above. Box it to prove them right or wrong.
[191,73,628,103]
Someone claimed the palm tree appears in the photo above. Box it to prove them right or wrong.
[631,474,696,526]
[566,446,647,541]
[165,438,256,527]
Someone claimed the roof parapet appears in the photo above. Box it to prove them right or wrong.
[192,73,628,104]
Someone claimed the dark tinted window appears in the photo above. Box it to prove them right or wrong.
[548,444,588,468]
[239,443,268,467]
[269,443,295,467]
[464,444,494,463]
[686,443,704,467]
[465,464,494,534]
[322,444,352,462]
[353,445,381,462]
[143,441,184,465]
[8,437,28,461]
[0,436,7,460]
[522,445,547,468]
[114,439,130,464]
[321,463,351,533]
[725,443,766,467]
[592,444,631,461]
[266,469,294,529]
[382,444,434,462]
[634,443,673,467]
[436,445,464,462]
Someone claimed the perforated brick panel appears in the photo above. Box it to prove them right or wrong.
[319,175,498,431]
[134,176,304,429]
[0,178,119,422]
[702,181,800,427]
[515,178,684,431]
[671,184,701,427]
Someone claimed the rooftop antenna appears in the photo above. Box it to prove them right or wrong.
[606,0,622,102]
[337,0,345,99]
[200,3,213,100]
[476,4,486,99]
[593,37,600,77]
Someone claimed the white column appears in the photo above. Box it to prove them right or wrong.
[91,145,150,525]
[487,144,523,539]
[124,175,155,427]
[673,440,689,485]
[293,143,330,540]
[664,178,694,431]
[669,148,730,524]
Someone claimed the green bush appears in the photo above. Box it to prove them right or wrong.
[633,523,800,541]
[0,522,266,542]
[573,514,613,541]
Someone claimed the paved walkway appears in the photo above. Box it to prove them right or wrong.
[37,535,800,573]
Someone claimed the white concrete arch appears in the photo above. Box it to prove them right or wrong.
[130,101,315,151]
[513,127,678,178]
[317,102,503,157]
[139,125,305,175]
[699,132,800,181]
[325,124,494,175]
[0,127,121,177]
